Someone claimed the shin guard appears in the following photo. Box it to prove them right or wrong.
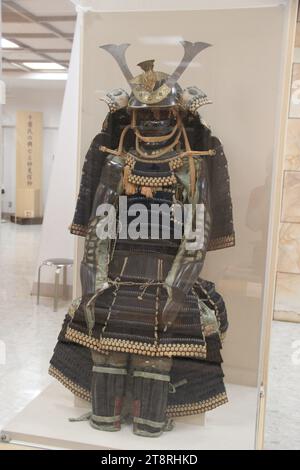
[90,351,128,432]
[132,356,172,437]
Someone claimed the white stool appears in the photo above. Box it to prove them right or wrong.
[37,258,73,311]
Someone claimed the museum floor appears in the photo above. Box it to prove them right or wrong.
[0,221,299,450]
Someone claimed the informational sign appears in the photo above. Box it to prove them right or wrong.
[16,111,43,218]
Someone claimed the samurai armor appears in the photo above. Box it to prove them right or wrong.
[49,40,235,437]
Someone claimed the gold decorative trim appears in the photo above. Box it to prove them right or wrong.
[166,392,228,417]
[169,156,185,170]
[70,223,87,237]
[208,233,235,251]
[49,365,91,401]
[49,365,227,417]
[125,154,135,168]
[130,71,171,105]
[126,150,215,167]
[126,152,185,167]
[128,172,177,188]
[65,327,207,359]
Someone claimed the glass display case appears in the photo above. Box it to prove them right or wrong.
[2,0,297,450]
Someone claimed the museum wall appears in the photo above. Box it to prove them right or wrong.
[2,87,65,215]
[274,10,300,323]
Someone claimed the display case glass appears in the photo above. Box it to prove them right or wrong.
[2,1,296,450]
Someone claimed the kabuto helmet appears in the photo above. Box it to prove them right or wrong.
[99,41,213,114]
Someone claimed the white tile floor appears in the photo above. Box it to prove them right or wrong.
[0,221,299,449]
[264,321,300,450]
[0,221,66,430]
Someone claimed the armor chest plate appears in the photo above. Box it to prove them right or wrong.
[125,150,184,190]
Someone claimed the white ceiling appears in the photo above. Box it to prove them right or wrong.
[4,75,68,92]
[2,0,289,75]
[13,0,76,16]
[2,0,76,73]
[71,0,288,12]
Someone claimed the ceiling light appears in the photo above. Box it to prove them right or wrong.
[22,62,66,70]
[1,38,20,49]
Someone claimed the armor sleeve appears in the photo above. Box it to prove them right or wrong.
[185,115,235,251]
[79,156,124,295]
[164,157,211,302]
[70,131,110,237]
[70,109,132,237]
[207,140,235,250]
